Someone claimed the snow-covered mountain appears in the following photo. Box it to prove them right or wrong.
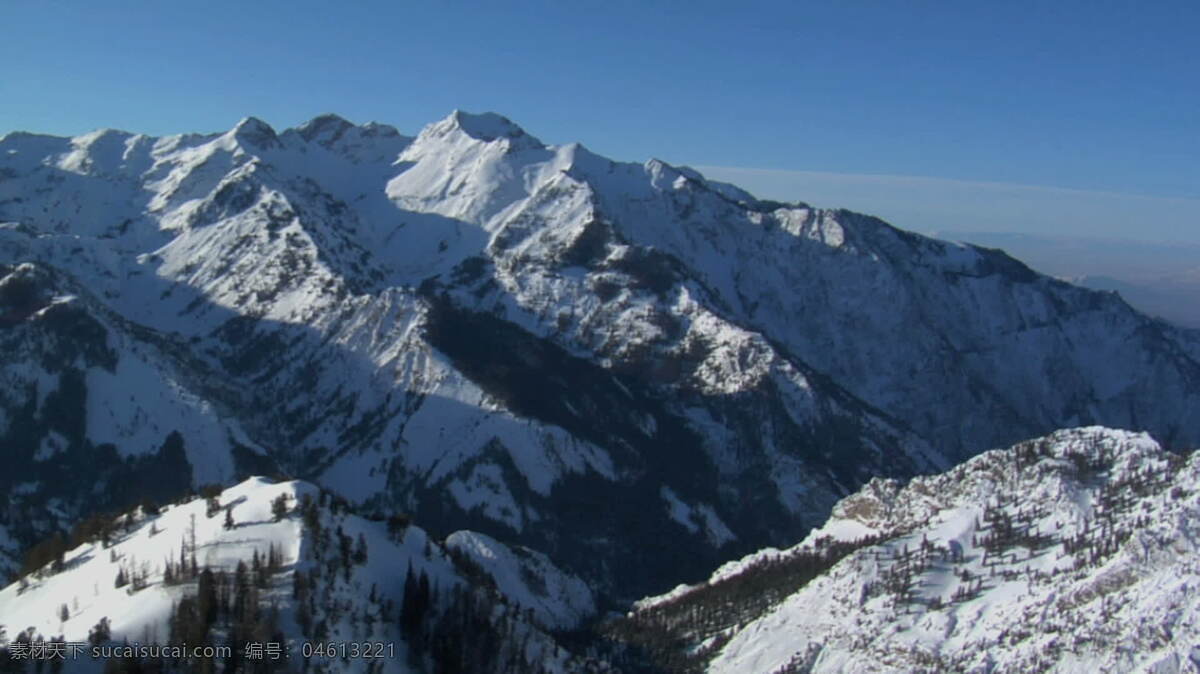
[1,111,1199,606]
[930,231,1200,329]
[0,476,601,672]
[614,427,1200,673]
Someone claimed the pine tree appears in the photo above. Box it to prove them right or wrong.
[299,494,319,532]
[47,636,66,674]
[188,515,198,577]
[387,513,410,540]
[212,569,230,620]
[197,568,217,626]
[179,537,188,581]
[337,526,351,562]
[401,563,420,637]
[252,549,265,589]
[418,570,431,615]
[292,569,308,600]
[88,617,111,646]
[233,560,249,620]
[271,494,289,522]
[353,533,368,565]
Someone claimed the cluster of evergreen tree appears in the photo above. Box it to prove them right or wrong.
[12,483,182,589]
[4,478,625,673]
[0,621,114,674]
[976,498,1054,556]
[602,534,883,673]
[298,492,597,673]
[114,556,152,592]
[400,564,434,640]
[985,451,1180,580]
[18,500,166,584]
[17,532,68,580]
[270,494,289,523]
[862,449,1190,612]
[862,542,924,607]
[402,579,580,674]
[97,548,289,674]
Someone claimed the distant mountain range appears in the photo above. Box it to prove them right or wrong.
[1,113,1197,671]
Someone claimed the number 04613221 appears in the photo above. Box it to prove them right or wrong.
[301,641,396,659]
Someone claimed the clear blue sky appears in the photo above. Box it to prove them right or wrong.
[3,1,1197,241]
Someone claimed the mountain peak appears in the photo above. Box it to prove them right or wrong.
[74,127,135,145]
[433,109,540,145]
[230,116,279,148]
[294,113,355,142]
[358,120,402,138]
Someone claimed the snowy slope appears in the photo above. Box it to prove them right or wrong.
[620,427,1200,673]
[1,112,1198,604]
[0,477,599,673]
[446,530,595,630]
[0,261,262,579]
